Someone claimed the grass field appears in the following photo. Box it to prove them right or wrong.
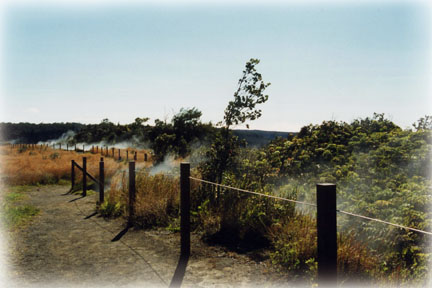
[0,145,123,185]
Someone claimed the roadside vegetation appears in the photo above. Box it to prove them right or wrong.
[1,59,430,286]
[101,113,430,286]
[1,185,40,229]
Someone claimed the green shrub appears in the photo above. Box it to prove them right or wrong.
[98,200,123,218]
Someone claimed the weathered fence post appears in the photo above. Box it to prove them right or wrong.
[99,157,104,204]
[134,151,137,161]
[59,143,62,150]
[66,143,69,151]
[180,162,191,257]
[316,183,337,287]
[144,153,147,162]
[126,150,129,160]
[128,161,136,226]
[82,157,87,197]
[71,160,75,190]
[118,149,121,161]
[112,147,115,157]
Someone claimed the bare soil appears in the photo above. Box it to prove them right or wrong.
[4,185,297,288]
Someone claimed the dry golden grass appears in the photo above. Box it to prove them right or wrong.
[338,231,380,281]
[268,213,381,282]
[104,157,198,224]
[106,170,184,227]
[0,144,122,185]
[134,171,179,227]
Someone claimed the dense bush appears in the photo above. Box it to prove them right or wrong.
[194,113,432,285]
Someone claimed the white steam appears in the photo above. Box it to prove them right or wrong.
[149,154,178,176]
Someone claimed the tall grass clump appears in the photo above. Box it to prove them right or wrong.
[103,169,183,228]
[133,171,179,228]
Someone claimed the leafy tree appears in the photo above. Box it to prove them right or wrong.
[149,107,211,161]
[199,58,270,245]
[412,115,432,131]
[202,58,271,185]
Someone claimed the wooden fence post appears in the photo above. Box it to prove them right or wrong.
[180,163,191,257]
[71,160,75,190]
[317,183,337,287]
[99,158,104,204]
[134,151,137,161]
[112,147,115,157]
[128,161,136,226]
[66,143,69,151]
[82,157,87,197]
[118,149,121,161]
[144,153,147,162]
[126,150,129,160]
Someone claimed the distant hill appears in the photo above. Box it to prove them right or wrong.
[233,129,296,147]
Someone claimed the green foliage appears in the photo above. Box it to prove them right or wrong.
[201,58,270,184]
[72,108,213,162]
[149,107,213,161]
[3,205,40,228]
[412,115,432,131]
[0,122,84,143]
[268,215,317,274]
[2,186,40,229]
[196,112,431,285]
[98,199,123,218]
[223,58,270,127]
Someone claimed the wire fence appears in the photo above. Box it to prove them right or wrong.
[70,155,432,237]
[189,176,432,236]
[190,176,317,208]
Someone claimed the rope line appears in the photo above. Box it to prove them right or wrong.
[190,177,432,236]
[336,209,432,236]
[189,176,317,207]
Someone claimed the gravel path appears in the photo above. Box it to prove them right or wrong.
[4,185,293,288]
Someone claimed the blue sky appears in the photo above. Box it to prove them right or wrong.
[1,1,430,131]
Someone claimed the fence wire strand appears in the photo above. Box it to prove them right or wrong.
[336,209,432,235]
[189,176,317,207]
[190,176,432,236]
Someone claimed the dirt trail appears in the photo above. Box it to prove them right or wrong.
[5,185,292,288]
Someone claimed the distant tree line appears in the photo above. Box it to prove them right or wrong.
[72,108,215,161]
[0,122,84,144]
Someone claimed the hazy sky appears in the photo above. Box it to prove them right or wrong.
[1,1,430,131]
